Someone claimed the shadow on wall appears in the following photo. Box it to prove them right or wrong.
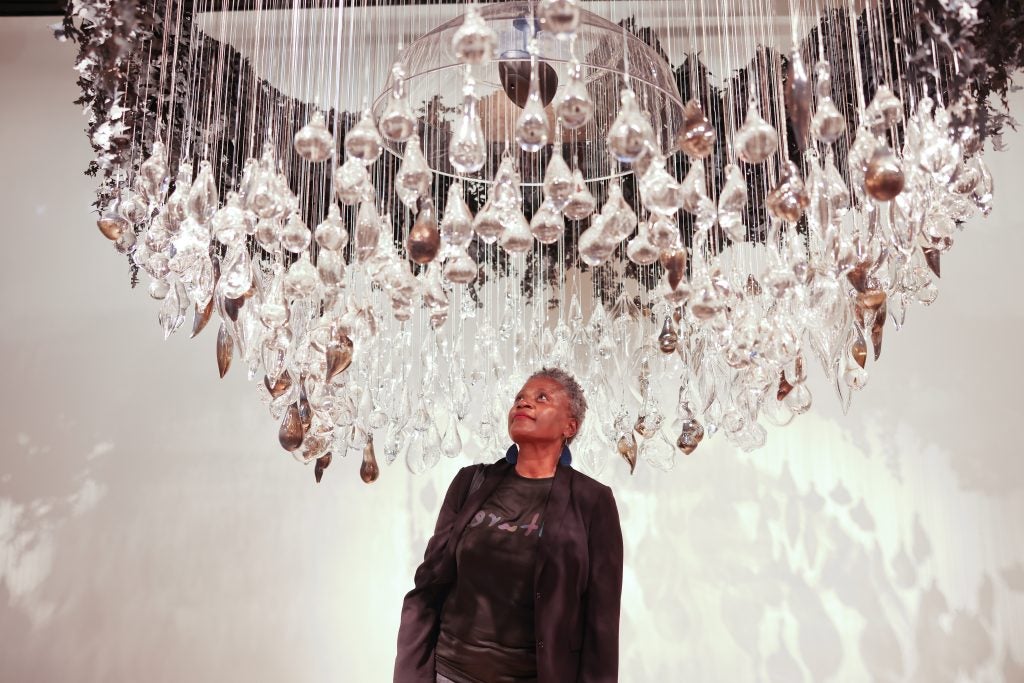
[0,430,110,631]
[0,426,111,682]
[616,445,1024,682]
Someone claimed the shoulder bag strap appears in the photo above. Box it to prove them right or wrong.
[460,464,486,510]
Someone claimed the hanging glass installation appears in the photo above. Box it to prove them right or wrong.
[62,0,1010,482]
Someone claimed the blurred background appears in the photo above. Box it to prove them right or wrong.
[2,12,1024,683]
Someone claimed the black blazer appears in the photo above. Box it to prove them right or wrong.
[394,459,624,683]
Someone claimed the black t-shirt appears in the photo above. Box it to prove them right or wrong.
[435,470,554,683]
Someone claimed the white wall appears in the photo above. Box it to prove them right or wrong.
[2,15,1024,683]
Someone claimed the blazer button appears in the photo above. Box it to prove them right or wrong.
[537,641,545,649]
[535,592,542,600]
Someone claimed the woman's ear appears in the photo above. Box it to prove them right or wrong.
[564,418,578,441]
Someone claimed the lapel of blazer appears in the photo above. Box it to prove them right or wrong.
[534,463,572,585]
[444,460,513,559]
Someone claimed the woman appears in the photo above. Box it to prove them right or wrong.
[394,367,624,683]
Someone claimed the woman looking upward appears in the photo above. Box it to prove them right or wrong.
[394,367,624,683]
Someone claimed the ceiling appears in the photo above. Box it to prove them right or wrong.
[1,1,64,16]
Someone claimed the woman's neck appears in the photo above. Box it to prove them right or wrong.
[514,441,561,478]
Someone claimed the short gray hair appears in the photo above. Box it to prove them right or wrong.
[528,367,587,443]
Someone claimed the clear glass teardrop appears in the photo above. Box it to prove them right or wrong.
[449,78,487,174]
[396,135,432,209]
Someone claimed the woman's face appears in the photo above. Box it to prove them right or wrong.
[508,376,578,446]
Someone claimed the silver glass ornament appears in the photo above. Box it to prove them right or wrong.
[344,109,383,164]
[378,63,417,143]
[539,0,579,38]
[449,77,487,175]
[294,111,335,163]
[555,58,593,130]
[452,4,496,66]
[606,90,654,164]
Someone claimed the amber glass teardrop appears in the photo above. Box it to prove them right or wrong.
[216,323,233,378]
[279,404,305,452]
[360,437,381,484]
